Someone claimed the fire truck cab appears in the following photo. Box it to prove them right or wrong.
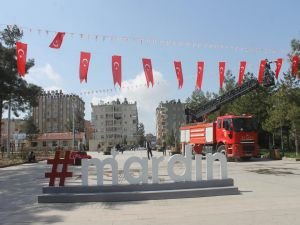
[180,114,259,159]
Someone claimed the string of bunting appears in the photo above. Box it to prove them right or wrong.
[2,24,299,90]
[0,23,289,54]
[78,81,162,96]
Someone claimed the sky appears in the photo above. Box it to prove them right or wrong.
[1,0,299,133]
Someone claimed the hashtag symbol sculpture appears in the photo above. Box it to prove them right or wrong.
[45,150,73,186]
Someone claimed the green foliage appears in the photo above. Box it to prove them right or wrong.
[185,90,208,113]
[0,25,42,137]
[22,114,39,135]
[0,25,43,146]
[166,129,175,146]
[65,109,84,132]
[185,39,300,152]
[0,25,23,47]
[219,70,237,115]
[137,123,145,146]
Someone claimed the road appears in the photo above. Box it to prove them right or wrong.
[0,150,299,225]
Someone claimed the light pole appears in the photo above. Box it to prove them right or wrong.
[6,99,11,155]
[72,100,75,150]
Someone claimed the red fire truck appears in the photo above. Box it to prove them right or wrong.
[180,60,276,159]
[180,114,259,159]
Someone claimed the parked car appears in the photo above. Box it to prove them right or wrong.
[70,151,92,165]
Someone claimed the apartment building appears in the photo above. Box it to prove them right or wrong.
[156,99,186,145]
[89,98,138,151]
[32,90,85,134]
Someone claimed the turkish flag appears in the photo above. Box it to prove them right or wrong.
[258,59,267,84]
[292,55,299,76]
[112,55,122,87]
[174,61,183,89]
[79,52,91,83]
[275,58,283,79]
[219,62,226,89]
[16,42,27,77]
[196,61,204,90]
[238,61,247,86]
[142,58,154,87]
[49,32,65,49]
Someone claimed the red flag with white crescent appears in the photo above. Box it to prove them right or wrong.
[79,52,91,83]
[49,32,65,49]
[174,61,183,89]
[219,62,226,89]
[142,58,154,87]
[258,59,266,84]
[16,42,27,77]
[238,61,247,86]
[275,58,283,79]
[292,55,299,77]
[196,61,204,90]
[112,55,122,87]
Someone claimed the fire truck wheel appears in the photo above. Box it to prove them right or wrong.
[217,145,226,155]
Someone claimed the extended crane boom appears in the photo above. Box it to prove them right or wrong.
[186,62,276,122]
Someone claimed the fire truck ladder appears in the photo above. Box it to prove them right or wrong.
[189,65,276,122]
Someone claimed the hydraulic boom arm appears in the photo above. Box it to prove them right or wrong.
[186,62,275,122]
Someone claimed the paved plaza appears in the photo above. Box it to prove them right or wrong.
[1,150,300,225]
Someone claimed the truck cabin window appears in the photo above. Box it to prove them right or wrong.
[223,119,232,131]
[232,118,257,132]
[217,119,222,128]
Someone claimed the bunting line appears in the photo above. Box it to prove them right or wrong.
[0,23,288,54]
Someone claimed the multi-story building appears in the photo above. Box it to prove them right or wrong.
[156,99,186,145]
[84,120,94,149]
[89,98,138,151]
[32,90,85,134]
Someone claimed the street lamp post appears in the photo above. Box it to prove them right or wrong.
[72,100,75,150]
[6,98,11,155]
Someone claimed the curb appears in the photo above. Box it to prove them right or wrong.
[282,157,300,162]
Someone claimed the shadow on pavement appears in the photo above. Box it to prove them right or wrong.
[0,161,147,224]
[0,162,78,224]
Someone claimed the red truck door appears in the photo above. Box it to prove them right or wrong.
[216,117,233,146]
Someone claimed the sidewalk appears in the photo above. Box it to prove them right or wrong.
[1,150,300,225]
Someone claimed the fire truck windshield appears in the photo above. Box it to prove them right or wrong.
[232,118,257,132]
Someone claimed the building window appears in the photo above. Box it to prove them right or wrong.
[43,141,46,147]
[31,142,37,147]
[52,141,58,147]
[63,141,68,146]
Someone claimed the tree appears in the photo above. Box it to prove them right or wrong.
[287,105,300,156]
[221,70,236,94]
[21,113,39,141]
[136,123,145,146]
[166,129,175,147]
[22,114,39,134]
[218,70,237,115]
[261,38,300,153]
[0,25,42,145]
[65,109,85,132]
[186,89,208,113]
